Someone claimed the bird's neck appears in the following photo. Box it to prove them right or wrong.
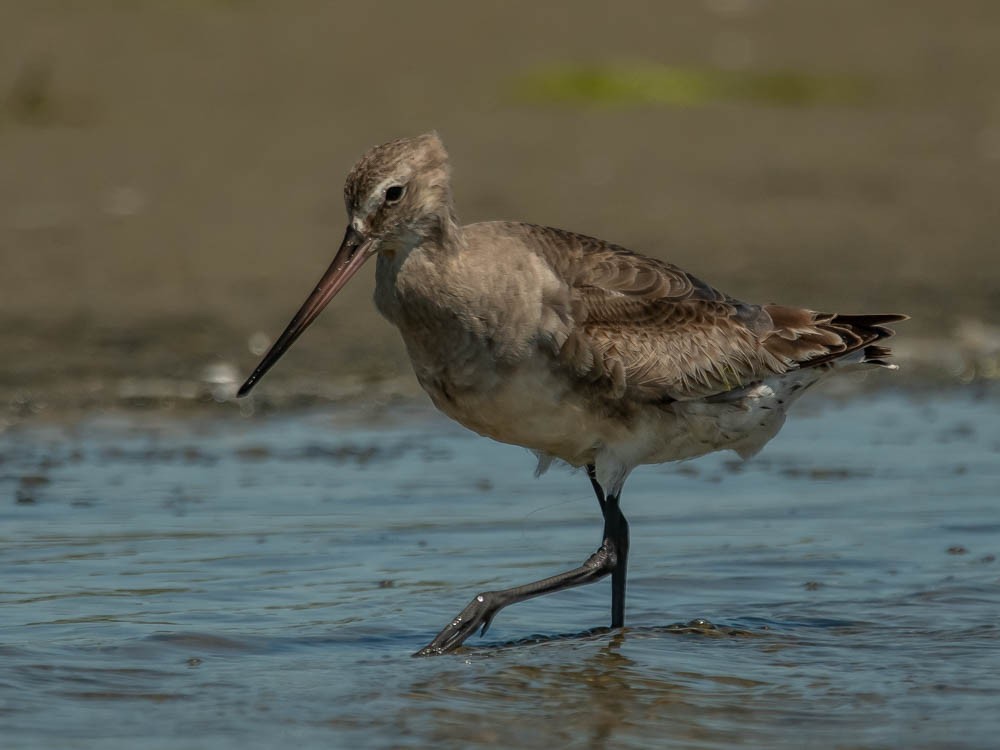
[420,197,463,253]
[374,213,464,322]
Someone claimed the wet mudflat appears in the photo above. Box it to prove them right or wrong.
[1,389,998,749]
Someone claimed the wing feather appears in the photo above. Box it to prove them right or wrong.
[496,222,903,402]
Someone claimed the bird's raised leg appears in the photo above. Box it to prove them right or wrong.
[414,465,630,656]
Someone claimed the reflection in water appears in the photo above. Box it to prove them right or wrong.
[396,626,814,748]
[402,635,649,748]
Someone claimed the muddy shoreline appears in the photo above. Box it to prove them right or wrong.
[2,1,999,424]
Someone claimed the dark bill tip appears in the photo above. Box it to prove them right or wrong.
[237,226,372,397]
[236,377,257,398]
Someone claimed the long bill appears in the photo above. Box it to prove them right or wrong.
[237,226,375,397]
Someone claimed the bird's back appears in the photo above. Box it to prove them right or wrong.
[459,221,904,403]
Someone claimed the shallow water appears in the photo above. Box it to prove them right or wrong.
[2,390,999,749]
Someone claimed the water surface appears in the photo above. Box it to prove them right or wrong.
[2,391,999,748]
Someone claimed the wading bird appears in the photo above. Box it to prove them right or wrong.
[237,133,905,655]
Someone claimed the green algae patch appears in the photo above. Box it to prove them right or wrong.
[511,62,872,108]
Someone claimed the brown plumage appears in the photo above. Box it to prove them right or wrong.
[503,222,904,403]
[238,133,907,655]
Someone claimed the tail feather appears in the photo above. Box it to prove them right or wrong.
[762,306,908,371]
[860,343,895,367]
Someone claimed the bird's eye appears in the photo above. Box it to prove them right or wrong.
[385,185,405,204]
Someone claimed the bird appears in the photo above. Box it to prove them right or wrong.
[237,133,906,656]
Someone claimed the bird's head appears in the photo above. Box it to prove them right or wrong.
[344,132,455,249]
[237,133,455,397]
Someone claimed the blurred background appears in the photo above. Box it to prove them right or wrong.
[2,0,999,421]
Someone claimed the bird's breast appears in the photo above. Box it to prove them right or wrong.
[374,241,561,386]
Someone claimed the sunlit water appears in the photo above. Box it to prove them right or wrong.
[2,390,998,749]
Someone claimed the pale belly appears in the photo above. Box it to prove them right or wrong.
[415,355,815,471]
[424,363,612,467]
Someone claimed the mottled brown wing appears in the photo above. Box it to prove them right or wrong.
[510,223,782,401]
[516,223,904,401]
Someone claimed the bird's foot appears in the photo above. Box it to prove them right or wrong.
[413,591,503,657]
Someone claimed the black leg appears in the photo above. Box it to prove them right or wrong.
[587,464,606,512]
[414,465,631,656]
[605,493,629,628]
[588,464,629,627]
